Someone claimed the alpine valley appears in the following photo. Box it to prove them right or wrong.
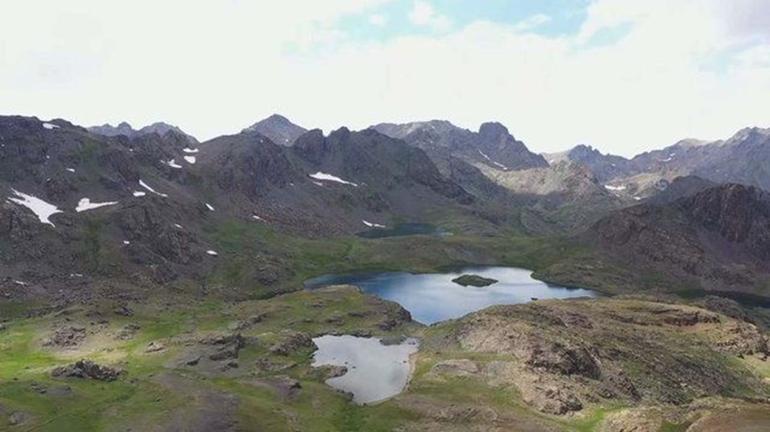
[2,114,770,432]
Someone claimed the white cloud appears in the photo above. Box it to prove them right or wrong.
[408,1,452,32]
[369,13,389,27]
[0,0,768,157]
[512,14,551,32]
[736,45,770,68]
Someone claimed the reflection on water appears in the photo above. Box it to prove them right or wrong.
[306,266,598,324]
[312,335,419,404]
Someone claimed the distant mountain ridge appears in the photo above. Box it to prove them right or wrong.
[544,145,632,183]
[372,120,548,172]
[89,121,198,144]
[551,126,770,201]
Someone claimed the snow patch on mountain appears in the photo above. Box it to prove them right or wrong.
[362,220,386,228]
[604,184,627,191]
[164,159,183,169]
[309,172,358,187]
[478,150,509,170]
[7,189,62,226]
[139,180,168,197]
[76,198,118,213]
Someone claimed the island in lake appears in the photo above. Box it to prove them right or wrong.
[451,274,498,287]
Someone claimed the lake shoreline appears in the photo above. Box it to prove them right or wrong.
[305,266,600,324]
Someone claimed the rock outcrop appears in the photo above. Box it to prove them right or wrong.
[446,298,769,415]
[51,360,122,381]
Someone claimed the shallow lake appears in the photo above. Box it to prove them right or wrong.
[355,222,450,239]
[306,266,598,324]
[311,335,419,404]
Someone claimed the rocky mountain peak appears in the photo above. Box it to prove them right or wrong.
[730,126,770,142]
[90,122,134,137]
[568,144,601,159]
[243,114,308,146]
[371,120,462,140]
[266,113,291,123]
[139,122,198,144]
[478,122,510,140]
[328,126,351,139]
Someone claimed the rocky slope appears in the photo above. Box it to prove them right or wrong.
[479,161,626,233]
[373,120,548,172]
[0,115,497,297]
[417,296,770,430]
[544,144,632,183]
[374,120,626,233]
[572,183,770,294]
[644,175,717,205]
[693,127,770,191]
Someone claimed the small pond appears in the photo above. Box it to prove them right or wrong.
[306,266,598,324]
[311,335,419,404]
[355,223,450,239]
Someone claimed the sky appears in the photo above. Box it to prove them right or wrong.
[1,0,769,157]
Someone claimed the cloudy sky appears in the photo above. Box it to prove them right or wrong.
[1,0,769,156]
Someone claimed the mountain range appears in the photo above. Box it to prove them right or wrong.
[4,113,770,296]
[548,127,770,200]
[3,112,770,431]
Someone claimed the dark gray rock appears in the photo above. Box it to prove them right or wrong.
[51,360,122,381]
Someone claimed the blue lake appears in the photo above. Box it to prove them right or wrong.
[306,266,598,324]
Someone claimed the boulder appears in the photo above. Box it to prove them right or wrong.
[525,385,583,415]
[267,375,302,399]
[201,333,245,361]
[145,341,165,353]
[269,331,315,356]
[8,411,30,426]
[51,360,122,381]
[43,326,86,348]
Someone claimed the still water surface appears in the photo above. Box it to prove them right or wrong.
[311,335,419,404]
[306,266,598,324]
